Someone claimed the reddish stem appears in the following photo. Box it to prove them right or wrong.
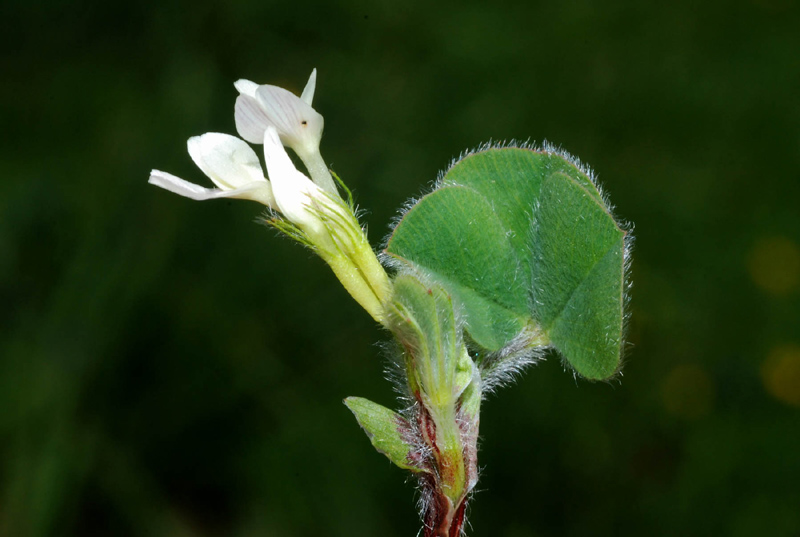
[422,486,467,537]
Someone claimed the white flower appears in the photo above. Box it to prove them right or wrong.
[260,124,390,322]
[234,69,337,195]
[149,78,390,324]
[149,127,328,236]
[261,125,328,235]
[148,133,275,207]
[234,69,322,156]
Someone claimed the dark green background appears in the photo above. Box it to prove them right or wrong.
[2,0,799,535]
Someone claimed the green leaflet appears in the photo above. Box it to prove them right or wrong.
[387,186,528,350]
[530,171,627,379]
[385,147,628,380]
[344,397,425,472]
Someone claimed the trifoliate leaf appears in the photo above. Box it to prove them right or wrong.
[386,147,629,380]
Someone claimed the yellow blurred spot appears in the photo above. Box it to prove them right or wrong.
[747,236,800,295]
[661,364,715,419]
[761,345,800,407]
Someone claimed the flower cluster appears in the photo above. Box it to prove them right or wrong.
[149,70,390,323]
[150,70,329,216]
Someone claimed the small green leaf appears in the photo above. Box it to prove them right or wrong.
[386,147,629,380]
[344,397,426,472]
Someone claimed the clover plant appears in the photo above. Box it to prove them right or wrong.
[150,69,632,536]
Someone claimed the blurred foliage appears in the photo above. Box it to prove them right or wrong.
[1,0,799,535]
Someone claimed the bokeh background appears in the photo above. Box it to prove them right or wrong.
[2,0,799,535]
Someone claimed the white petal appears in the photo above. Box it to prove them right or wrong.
[254,85,324,150]
[149,170,274,206]
[262,127,324,231]
[234,94,275,144]
[234,79,258,98]
[149,170,216,199]
[300,68,317,106]
[187,133,266,190]
[262,126,298,175]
